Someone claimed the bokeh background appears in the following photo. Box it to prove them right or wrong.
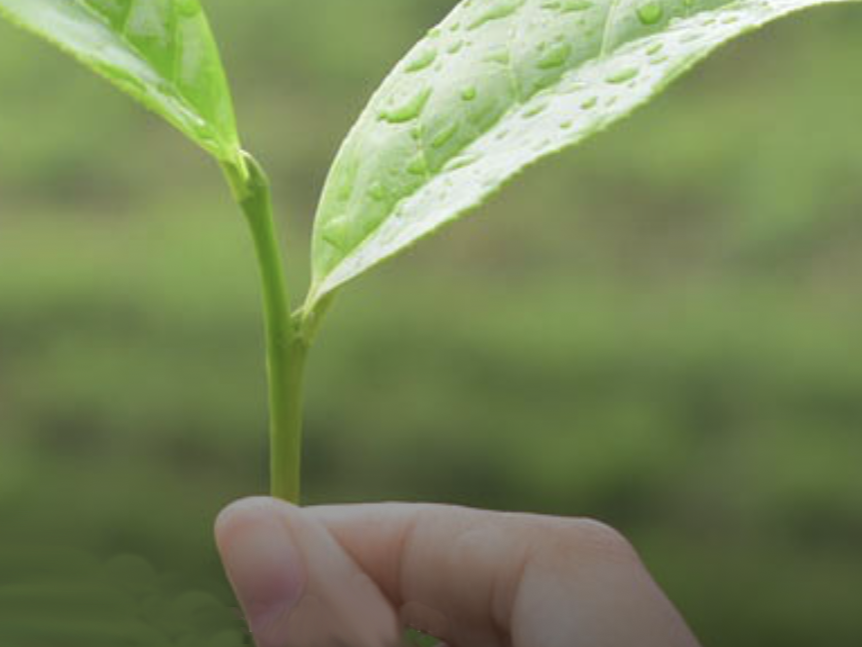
[1,0,861,645]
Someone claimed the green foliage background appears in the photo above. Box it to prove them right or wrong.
[0,1,860,645]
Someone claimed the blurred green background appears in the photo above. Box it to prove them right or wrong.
[1,0,861,645]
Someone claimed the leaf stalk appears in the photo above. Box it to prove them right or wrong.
[224,153,306,503]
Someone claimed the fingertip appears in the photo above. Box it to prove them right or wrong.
[215,497,307,646]
[215,496,297,541]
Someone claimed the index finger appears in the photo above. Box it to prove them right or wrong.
[307,503,698,647]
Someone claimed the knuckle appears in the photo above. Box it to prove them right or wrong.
[553,517,641,565]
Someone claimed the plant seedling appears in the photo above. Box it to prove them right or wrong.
[0,0,857,504]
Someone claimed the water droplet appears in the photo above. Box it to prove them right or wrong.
[334,160,359,201]
[523,101,549,118]
[407,153,429,176]
[581,96,598,109]
[533,73,559,91]
[461,86,478,101]
[369,182,386,201]
[406,48,438,72]
[637,2,664,25]
[444,153,480,172]
[322,217,351,250]
[560,0,593,12]
[485,49,511,65]
[562,81,587,94]
[378,87,433,124]
[537,42,572,69]
[431,122,460,148]
[606,68,639,84]
[559,120,574,129]
[447,39,465,54]
[646,42,664,55]
[468,0,526,30]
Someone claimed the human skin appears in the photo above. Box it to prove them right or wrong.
[216,498,702,647]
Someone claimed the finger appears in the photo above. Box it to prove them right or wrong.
[307,503,516,647]
[216,497,401,647]
[307,503,701,647]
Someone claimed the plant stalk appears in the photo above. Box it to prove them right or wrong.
[224,154,306,503]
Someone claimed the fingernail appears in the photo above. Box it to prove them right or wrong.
[218,502,306,645]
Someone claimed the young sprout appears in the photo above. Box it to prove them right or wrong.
[0,0,857,503]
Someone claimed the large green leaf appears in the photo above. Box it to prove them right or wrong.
[0,0,241,166]
[308,0,857,308]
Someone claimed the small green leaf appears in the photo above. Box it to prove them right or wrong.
[308,0,858,308]
[0,0,241,166]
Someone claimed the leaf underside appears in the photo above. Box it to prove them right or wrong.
[308,0,858,308]
[0,0,241,166]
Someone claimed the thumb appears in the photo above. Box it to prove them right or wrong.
[215,497,400,647]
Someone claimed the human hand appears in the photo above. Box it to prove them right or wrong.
[216,498,701,647]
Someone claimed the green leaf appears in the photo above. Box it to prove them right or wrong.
[0,0,241,166]
[308,0,858,307]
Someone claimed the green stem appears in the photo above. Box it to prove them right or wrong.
[224,154,306,503]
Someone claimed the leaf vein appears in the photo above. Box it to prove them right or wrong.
[118,0,136,39]
[598,0,625,57]
[70,0,201,133]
